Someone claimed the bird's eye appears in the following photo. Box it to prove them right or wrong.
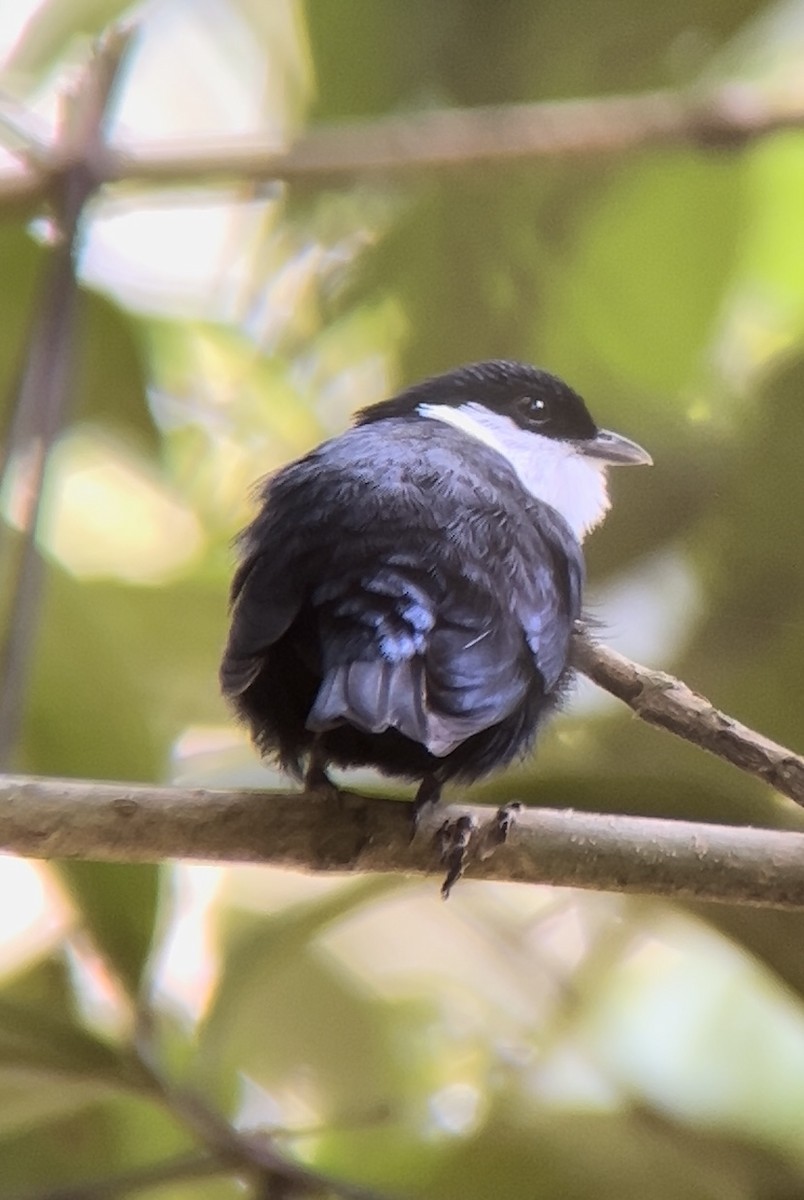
[517,395,551,425]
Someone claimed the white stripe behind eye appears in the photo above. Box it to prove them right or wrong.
[418,401,611,541]
[418,402,508,456]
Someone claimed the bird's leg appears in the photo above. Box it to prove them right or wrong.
[303,740,340,802]
[411,772,442,829]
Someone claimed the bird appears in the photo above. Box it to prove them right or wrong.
[220,359,651,812]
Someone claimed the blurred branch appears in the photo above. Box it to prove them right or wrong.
[0,27,134,769]
[1,79,804,212]
[572,630,804,809]
[0,91,50,161]
[1,768,804,909]
[130,1009,388,1200]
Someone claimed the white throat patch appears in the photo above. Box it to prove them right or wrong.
[418,401,611,541]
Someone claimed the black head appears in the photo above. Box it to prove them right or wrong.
[355,360,599,442]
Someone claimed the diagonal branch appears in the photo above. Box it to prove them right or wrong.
[572,630,804,808]
[131,1010,388,1200]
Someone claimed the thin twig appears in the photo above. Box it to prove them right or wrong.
[0,236,77,767]
[0,79,802,213]
[107,82,804,187]
[571,630,804,808]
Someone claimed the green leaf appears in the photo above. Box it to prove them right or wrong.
[0,948,76,1015]
[22,563,225,781]
[0,916,147,1105]
[0,1075,115,1140]
[0,954,142,1136]
[0,1093,202,1195]
[55,861,163,1000]
[0,995,139,1087]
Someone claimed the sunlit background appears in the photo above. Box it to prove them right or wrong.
[1,1,804,1196]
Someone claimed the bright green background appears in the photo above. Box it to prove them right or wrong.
[2,0,804,1196]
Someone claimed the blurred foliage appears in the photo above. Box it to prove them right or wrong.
[1,0,804,1197]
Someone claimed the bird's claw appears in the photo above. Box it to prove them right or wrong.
[492,801,523,847]
[437,802,523,896]
[437,813,477,899]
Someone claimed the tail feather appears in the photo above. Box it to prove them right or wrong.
[306,658,497,757]
[307,659,427,741]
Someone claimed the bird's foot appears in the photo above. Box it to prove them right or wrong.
[437,802,523,898]
[437,813,478,899]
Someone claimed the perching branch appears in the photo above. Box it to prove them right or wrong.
[0,637,802,905]
[1,78,803,214]
[0,771,803,911]
[572,630,804,808]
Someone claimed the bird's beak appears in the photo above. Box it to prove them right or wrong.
[578,428,652,467]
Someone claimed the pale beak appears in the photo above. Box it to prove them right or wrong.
[578,428,652,467]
